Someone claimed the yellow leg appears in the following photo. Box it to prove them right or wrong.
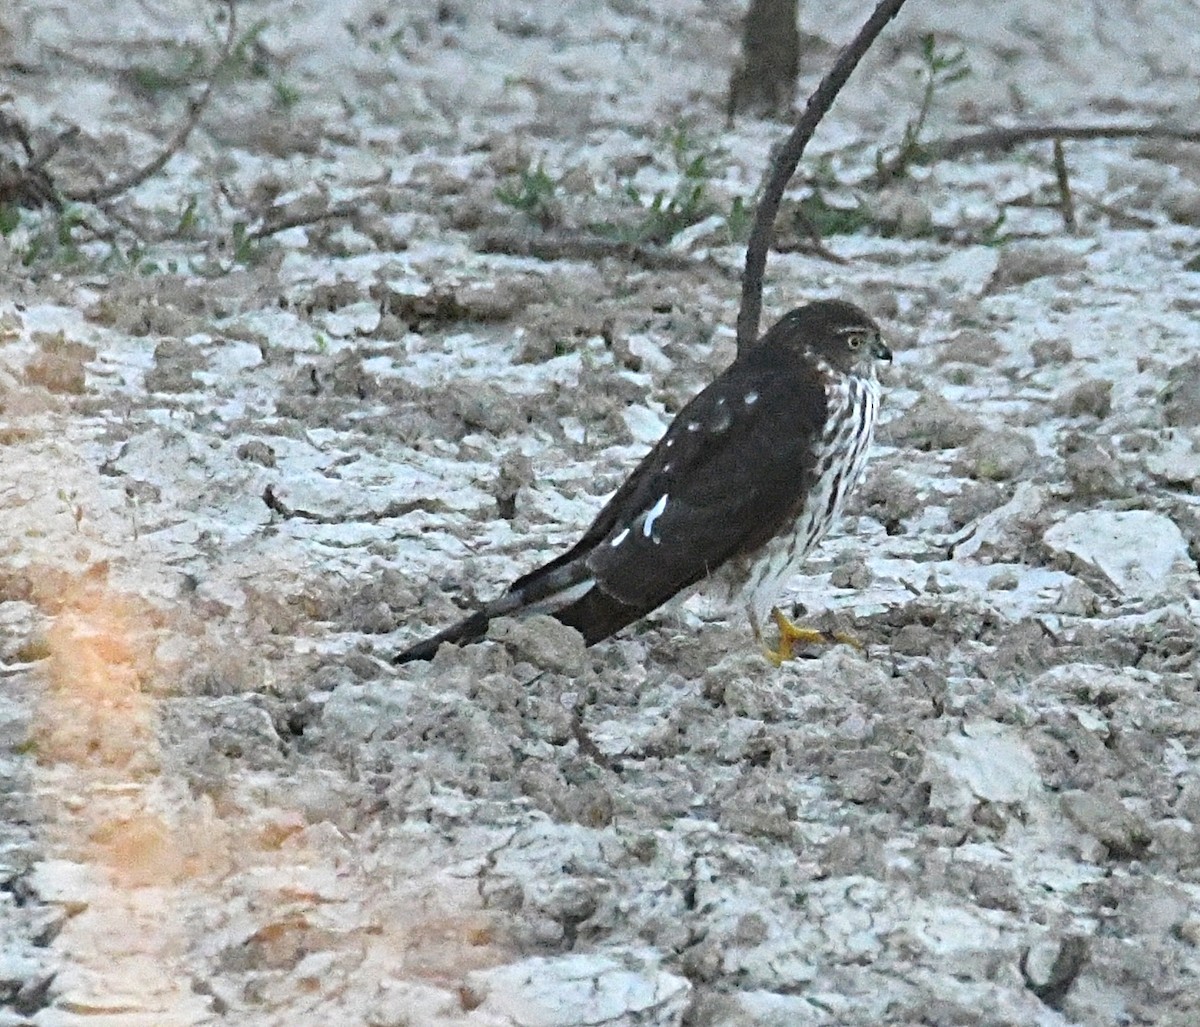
[762,607,863,666]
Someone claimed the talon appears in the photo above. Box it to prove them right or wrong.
[764,607,862,665]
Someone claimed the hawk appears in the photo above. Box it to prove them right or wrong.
[396,299,891,665]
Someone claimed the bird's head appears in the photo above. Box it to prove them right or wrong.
[773,299,892,378]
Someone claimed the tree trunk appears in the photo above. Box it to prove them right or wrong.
[727,0,800,121]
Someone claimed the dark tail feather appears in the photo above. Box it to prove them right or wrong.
[553,587,646,646]
[394,610,492,663]
[395,559,594,663]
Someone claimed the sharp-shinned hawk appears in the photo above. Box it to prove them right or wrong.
[396,299,891,664]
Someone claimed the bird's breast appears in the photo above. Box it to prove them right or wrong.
[739,372,880,626]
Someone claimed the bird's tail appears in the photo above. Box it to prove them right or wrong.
[393,608,493,663]
[394,560,596,663]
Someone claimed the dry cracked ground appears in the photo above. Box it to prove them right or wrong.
[2,1,1200,1025]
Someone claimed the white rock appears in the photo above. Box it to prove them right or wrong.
[924,721,1042,820]
[320,300,382,339]
[622,402,669,446]
[624,332,674,374]
[1143,431,1200,488]
[321,681,412,743]
[935,246,1000,297]
[365,981,466,1024]
[1042,509,1195,597]
[668,213,727,251]
[28,860,102,913]
[464,950,690,1027]
[951,482,1047,561]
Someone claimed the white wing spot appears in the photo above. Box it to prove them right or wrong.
[744,391,759,405]
[687,421,700,432]
[662,462,672,473]
[665,438,674,448]
[642,493,669,540]
[609,527,630,548]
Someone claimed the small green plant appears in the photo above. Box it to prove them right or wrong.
[628,179,716,244]
[272,78,300,111]
[230,221,257,264]
[616,125,724,244]
[980,209,1012,247]
[0,203,20,236]
[807,153,842,191]
[127,16,272,95]
[877,34,970,181]
[176,195,201,236]
[496,161,559,228]
[666,124,709,179]
[128,45,208,94]
[724,194,751,244]
[14,206,86,267]
[56,207,85,249]
[222,18,272,81]
[796,189,873,237]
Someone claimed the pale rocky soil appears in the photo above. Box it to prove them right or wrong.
[2,1,1200,1025]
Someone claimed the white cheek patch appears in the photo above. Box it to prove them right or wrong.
[642,493,669,541]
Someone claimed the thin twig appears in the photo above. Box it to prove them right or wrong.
[248,199,365,241]
[0,99,34,157]
[1076,197,1155,229]
[781,239,849,265]
[261,485,452,524]
[0,105,67,209]
[93,202,161,243]
[475,229,698,271]
[28,126,81,171]
[1052,138,1076,233]
[61,0,237,204]
[779,203,850,264]
[918,122,1200,164]
[736,0,910,353]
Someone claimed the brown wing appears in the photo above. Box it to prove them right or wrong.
[510,341,828,640]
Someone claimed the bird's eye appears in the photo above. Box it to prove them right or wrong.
[847,334,863,350]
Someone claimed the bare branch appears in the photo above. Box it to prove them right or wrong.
[61,0,238,205]
[474,229,699,272]
[262,485,451,524]
[776,204,849,264]
[911,122,1200,166]
[248,199,364,241]
[28,126,81,171]
[1052,139,1076,233]
[737,0,910,353]
[0,105,72,209]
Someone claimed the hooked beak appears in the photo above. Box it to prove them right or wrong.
[872,336,893,363]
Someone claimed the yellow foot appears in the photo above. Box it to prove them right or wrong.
[762,607,863,666]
